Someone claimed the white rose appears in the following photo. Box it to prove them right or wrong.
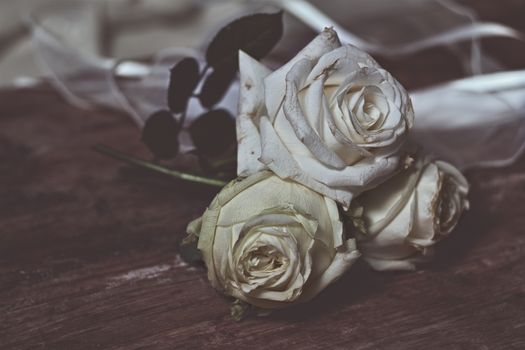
[353,157,469,271]
[189,171,360,309]
[236,28,414,207]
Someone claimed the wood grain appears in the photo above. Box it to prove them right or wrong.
[1,1,525,349]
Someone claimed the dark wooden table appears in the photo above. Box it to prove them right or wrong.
[2,1,525,349]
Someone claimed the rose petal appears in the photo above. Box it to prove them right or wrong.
[259,116,358,206]
[283,59,347,169]
[299,239,360,301]
[264,28,341,120]
[237,51,273,176]
[305,45,380,87]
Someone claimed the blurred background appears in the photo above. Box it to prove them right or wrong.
[3,0,522,87]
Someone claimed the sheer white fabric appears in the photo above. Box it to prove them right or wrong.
[27,0,525,169]
[411,70,525,169]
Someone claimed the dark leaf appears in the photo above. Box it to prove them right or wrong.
[141,110,180,159]
[168,57,200,113]
[189,109,236,157]
[177,239,203,265]
[199,63,237,108]
[205,12,283,69]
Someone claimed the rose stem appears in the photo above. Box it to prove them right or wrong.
[93,144,228,187]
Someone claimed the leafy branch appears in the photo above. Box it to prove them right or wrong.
[103,12,284,187]
[142,11,284,163]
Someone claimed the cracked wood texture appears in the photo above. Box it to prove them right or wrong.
[1,1,525,349]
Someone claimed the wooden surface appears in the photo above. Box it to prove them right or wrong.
[2,1,525,349]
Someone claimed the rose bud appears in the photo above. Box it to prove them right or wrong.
[352,157,469,271]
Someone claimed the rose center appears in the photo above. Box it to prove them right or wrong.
[364,102,379,119]
[243,246,287,275]
[343,86,387,131]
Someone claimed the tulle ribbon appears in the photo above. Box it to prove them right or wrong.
[28,0,525,169]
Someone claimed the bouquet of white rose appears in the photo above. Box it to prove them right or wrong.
[34,6,523,320]
[185,26,469,317]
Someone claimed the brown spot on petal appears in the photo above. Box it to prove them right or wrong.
[314,59,339,80]
[404,156,415,169]
[322,26,338,42]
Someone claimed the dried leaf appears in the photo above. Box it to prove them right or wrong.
[199,63,237,108]
[178,239,203,265]
[141,110,180,159]
[205,12,283,69]
[167,57,200,113]
[189,109,236,157]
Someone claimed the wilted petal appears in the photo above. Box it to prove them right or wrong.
[283,59,346,169]
[264,28,341,120]
[237,51,273,176]
[300,239,360,300]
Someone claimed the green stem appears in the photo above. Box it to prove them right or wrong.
[209,155,237,169]
[93,144,228,188]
